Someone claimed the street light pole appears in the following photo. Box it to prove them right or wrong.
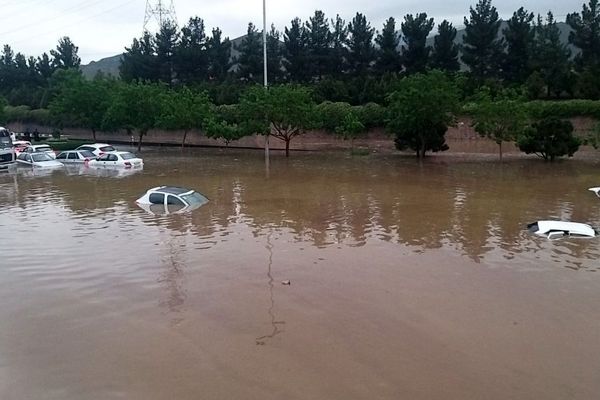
[263,0,269,162]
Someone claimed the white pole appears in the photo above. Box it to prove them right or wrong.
[263,0,270,162]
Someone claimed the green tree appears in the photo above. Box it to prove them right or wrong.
[401,13,434,74]
[386,70,459,158]
[207,28,232,81]
[530,12,573,98]
[330,15,348,78]
[157,87,212,148]
[472,93,529,161]
[0,96,6,124]
[517,118,580,161]
[235,23,263,83]
[120,32,158,82]
[49,76,114,141]
[305,10,331,80]
[175,17,209,84]
[375,17,401,75]
[335,111,365,148]
[431,20,460,72]
[238,85,316,157]
[503,7,535,84]
[266,25,283,83]
[155,21,180,85]
[567,0,600,69]
[103,82,166,151]
[462,0,505,80]
[283,18,309,82]
[50,37,81,69]
[346,13,375,76]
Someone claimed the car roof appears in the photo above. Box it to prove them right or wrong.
[32,144,51,148]
[153,186,193,195]
[529,220,596,237]
[78,143,112,148]
[114,151,135,155]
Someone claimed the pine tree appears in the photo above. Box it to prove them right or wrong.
[401,13,434,74]
[235,23,263,83]
[207,28,232,81]
[50,37,81,69]
[305,10,331,80]
[503,7,535,84]
[267,24,283,83]
[329,15,348,77]
[567,0,600,69]
[283,18,309,82]
[175,17,208,84]
[462,0,505,80]
[120,32,158,82]
[155,21,180,85]
[374,17,401,75]
[431,20,460,72]
[346,13,375,76]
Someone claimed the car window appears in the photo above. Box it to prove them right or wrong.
[97,154,110,161]
[37,146,51,151]
[149,193,165,205]
[67,153,79,160]
[108,154,118,161]
[32,153,52,162]
[120,152,136,160]
[17,153,27,161]
[100,146,115,152]
[78,146,93,151]
[166,195,185,206]
[56,152,67,159]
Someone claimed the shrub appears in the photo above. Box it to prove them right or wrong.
[517,118,580,161]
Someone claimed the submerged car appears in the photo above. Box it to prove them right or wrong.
[21,144,56,159]
[75,143,116,157]
[16,152,64,168]
[0,128,16,170]
[589,187,600,198]
[13,140,31,155]
[136,186,209,214]
[527,220,597,239]
[55,150,97,164]
[88,151,143,168]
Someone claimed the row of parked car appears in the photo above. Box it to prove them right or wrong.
[13,142,144,169]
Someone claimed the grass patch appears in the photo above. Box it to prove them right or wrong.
[350,147,371,156]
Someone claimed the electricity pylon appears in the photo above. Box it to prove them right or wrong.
[143,0,178,33]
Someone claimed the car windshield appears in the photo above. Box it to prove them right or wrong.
[180,192,209,206]
[120,152,136,160]
[100,146,115,152]
[32,153,53,162]
[80,150,95,158]
[36,146,51,151]
[0,133,11,147]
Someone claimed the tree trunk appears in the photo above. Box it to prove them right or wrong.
[285,138,290,157]
[92,129,97,142]
[182,130,188,149]
[137,132,143,152]
[498,141,503,162]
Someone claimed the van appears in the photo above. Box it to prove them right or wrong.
[0,127,16,170]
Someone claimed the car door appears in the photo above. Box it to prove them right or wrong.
[108,154,119,166]
[96,154,110,165]
[67,152,79,163]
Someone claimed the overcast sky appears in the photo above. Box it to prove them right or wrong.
[0,0,582,64]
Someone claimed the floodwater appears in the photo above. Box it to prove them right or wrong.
[1,148,600,400]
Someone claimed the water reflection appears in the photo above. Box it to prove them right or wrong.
[1,151,600,271]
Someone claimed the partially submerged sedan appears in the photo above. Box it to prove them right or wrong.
[16,152,64,168]
[527,220,597,239]
[20,144,57,159]
[88,152,143,168]
[56,150,97,164]
[136,186,209,214]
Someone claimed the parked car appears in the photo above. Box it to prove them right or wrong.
[88,151,143,168]
[21,144,57,159]
[12,140,31,155]
[16,152,63,168]
[75,143,117,157]
[56,150,97,164]
[136,186,209,214]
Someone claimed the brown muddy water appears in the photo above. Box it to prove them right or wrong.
[1,148,600,400]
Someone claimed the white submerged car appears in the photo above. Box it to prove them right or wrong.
[527,220,597,239]
[136,186,209,214]
[16,152,64,168]
[88,152,143,168]
[589,187,600,198]
[75,143,117,157]
[21,144,57,159]
[56,150,97,164]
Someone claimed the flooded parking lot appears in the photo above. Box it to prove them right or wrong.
[1,148,600,400]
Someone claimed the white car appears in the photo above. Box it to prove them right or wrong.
[88,151,143,168]
[55,150,97,164]
[21,144,56,159]
[136,186,209,214]
[12,140,31,155]
[589,187,600,198]
[75,143,117,157]
[527,221,597,239]
[16,152,63,168]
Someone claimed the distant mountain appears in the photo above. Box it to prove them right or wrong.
[81,22,575,78]
[80,53,123,78]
